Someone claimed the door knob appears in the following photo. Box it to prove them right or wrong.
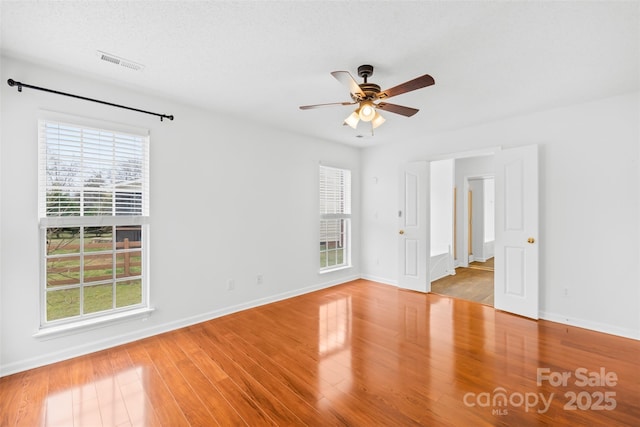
[527,237,535,244]
[399,230,405,235]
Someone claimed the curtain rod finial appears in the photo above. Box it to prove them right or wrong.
[7,79,22,92]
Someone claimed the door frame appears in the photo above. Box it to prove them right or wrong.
[420,145,539,319]
[398,146,502,292]
[401,148,499,290]
[462,174,495,268]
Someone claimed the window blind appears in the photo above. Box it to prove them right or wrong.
[319,165,351,271]
[38,120,149,221]
[319,165,351,215]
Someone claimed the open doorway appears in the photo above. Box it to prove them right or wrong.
[399,145,539,317]
[429,156,495,306]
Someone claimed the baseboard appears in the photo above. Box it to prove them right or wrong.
[359,274,397,287]
[0,275,358,377]
[540,311,640,341]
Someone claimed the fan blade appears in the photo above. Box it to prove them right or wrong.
[299,102,356,110]
[331,71,366,99]
[376,102,419,117]
[377,74,435,99]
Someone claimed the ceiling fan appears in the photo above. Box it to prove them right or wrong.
[300,64,435,132]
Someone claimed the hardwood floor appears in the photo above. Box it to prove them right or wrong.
[431,266,494,305]
[1,279,639,426]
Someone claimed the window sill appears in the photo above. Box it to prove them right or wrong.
[33,307,155,340]
[319,265,352,275]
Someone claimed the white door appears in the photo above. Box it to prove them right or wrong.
[398,162,430,292]
[494,145,539,319]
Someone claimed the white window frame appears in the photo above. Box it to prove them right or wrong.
[319,164,352,273]
[37,112,151,332]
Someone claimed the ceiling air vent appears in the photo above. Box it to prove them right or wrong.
[97,51,144,71]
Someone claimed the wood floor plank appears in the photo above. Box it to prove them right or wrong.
[213,312,333,391]
[106,346,163,427]
[217,325,324,403]
[173,357,248,426]
[1,279,639,426]
[125,341,191,427]
[155,330,249,426]
[141,337,220,426]
[0,373,25,426]
[211,324,346,426]
[179,331,278,426]
[11,367,49,426]
[195,324,307,426]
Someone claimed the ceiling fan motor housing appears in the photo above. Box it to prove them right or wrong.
[357,64,374,79]
[353,64,380,101]
[359,83,381,99]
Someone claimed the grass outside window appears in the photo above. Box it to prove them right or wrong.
[45,227,143,322]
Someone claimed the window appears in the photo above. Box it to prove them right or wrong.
[39,117,149,327]
[319,165,351,271]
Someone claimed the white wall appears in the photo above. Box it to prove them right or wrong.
[430,159,454,256]
[361,91,640,339]
[0,56,361,375]
[430,159,454,281]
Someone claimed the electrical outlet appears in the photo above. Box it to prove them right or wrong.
[227,279,235,291]
[563,288,568,297]
[257,275,263,285]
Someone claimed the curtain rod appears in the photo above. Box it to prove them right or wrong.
[7,79,174,122]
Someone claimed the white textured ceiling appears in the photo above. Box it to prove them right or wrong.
[1,1,638,147]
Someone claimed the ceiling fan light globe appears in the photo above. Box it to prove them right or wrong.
[359,103,376,122]
[372,112,386,129]
[344,111,360,129]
